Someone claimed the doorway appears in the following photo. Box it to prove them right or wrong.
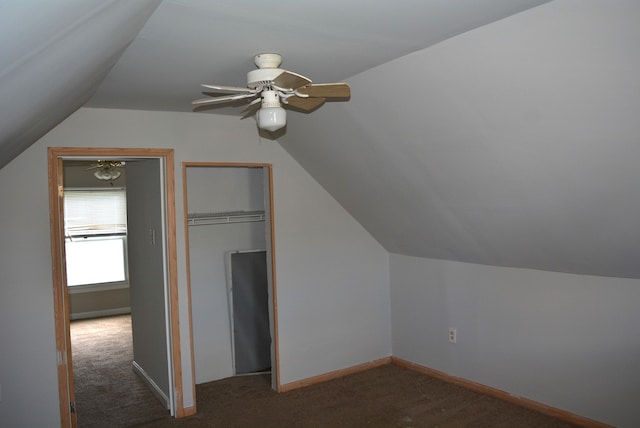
[183,163,280,390]
[62,159,152,425]
[48,148,186,427]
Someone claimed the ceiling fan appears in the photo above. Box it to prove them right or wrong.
[192,53,351,132]
[85,160,125,181]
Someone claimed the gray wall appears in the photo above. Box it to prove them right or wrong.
[69,288,130,319]
[126,159,170,402]
[1,104,635,427]
[0,107,390,426]
[390,253,640,427]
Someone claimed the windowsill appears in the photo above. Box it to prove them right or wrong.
[67,281,129,294]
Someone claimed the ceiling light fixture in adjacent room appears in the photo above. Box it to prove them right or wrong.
[89,161,124,181]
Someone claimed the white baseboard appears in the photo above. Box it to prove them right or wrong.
[70,307,131,320]
[132,360,169,409]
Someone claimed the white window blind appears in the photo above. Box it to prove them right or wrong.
[64,188,127,237]
[63,188,129,287]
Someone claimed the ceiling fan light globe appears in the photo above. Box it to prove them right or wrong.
[257,107,286,132]
[94,166,121,181]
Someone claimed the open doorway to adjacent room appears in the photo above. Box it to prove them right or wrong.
[63,159,161,426]
[48,148,186,427]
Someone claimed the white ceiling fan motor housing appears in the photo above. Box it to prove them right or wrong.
[247,68,283,88]
[247,53,284,89]
[254,53,282,68]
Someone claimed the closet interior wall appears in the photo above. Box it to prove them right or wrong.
[185,166,267,384]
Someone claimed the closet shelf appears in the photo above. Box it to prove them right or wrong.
[187,210,265,226]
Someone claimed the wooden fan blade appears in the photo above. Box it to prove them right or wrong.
[240,98,262,118]
[85,160,122,170]
[297,83,350,98]
[201,84,256,94]
[273,70,312,90]
[192,93,257,105]
[241,97,262,112]
[84,160,105,170]
[285,96,326,112]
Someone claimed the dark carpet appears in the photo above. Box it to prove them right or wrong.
[137,365,579,428]
[70,314,169,427]
[72,315,579,428]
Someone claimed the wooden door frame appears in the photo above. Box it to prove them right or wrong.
[182,162,281,392]
[48,147,187,427]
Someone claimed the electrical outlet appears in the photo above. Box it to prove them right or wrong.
[448,327,457,344]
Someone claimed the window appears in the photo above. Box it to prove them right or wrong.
[63,188,128,288]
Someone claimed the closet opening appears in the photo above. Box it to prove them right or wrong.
[183,163,279,393]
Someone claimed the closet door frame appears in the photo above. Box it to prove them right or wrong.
[182,162,280,391]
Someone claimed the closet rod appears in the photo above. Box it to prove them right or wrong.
[187,210,265,226]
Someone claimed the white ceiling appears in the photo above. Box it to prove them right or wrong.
[85,0,550,112]
[0,0,548,167]
[3,0,640,279]
[0,0,161,168]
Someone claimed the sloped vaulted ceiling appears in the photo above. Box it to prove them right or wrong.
[0,0,549,163]
[0,0,161,169]
[279,0,640,279]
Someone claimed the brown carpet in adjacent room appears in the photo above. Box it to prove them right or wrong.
[70,314,169,427]
[135,365,579,428]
